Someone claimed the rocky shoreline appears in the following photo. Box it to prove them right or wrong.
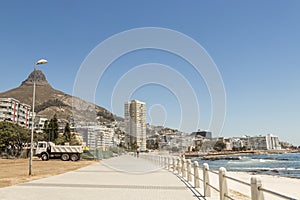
[184,149,300,160]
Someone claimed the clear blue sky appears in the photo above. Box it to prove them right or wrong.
[0,1,300,145]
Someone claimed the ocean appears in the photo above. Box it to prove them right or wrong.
[193,152,300,179]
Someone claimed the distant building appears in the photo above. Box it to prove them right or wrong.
[228,137,244,149]
[191,130,212,139]
[0,97,31,128]
[76,125,115,149]
[231,134,281,150]
[34,116,48,132]
[125,100,146,151]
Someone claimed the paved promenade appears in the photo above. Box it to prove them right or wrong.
[0,155,201,200]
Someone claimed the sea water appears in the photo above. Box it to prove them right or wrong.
[193,153,300,178]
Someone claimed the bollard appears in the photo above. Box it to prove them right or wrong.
[187,159,192,182]
[182,158,187,178]
[219,167,228,200]
[177,158,182,175]
[193,161,200,188]
[203,163,211,197]
[251,176,264,200]
[167,157,171,170]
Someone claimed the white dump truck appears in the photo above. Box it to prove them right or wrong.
[35,141,83,161]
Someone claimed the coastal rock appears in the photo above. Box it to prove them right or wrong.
[201,156,240,161]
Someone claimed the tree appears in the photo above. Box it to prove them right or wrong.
[55,134,65,145]
[43,120,50,141]
[48,114,59,142]
[69,133,81,145]
[0,121,31,157]
[63,122,71,142]
[213,141,226,151]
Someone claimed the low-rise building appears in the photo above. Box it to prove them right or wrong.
[34,116,48,132]
[76,124,115,149]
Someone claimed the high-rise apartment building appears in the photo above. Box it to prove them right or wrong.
[0,98,31,127]
[124,100,146,151]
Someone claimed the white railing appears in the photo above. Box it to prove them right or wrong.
[139,153,297,200]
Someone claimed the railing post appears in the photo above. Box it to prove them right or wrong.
[182,158,187,178]
[165,156,168,168]
[159,156,162,167]
[187,159,192,182]
[219,167,228,200]
[167,157,171,170]
[173,157,176,173]
[251,176,264,200]
[203,163,211,197]
[165,156,168,170]
[177,157,182,175]
[193,161,200,188]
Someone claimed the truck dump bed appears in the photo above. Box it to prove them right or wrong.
[49,142,83,153]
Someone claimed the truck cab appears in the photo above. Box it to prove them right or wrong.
[36,141,48,156]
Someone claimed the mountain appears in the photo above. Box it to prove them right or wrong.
[0,70,120,123]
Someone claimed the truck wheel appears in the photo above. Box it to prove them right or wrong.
[61,154,70,161]
[70,154,79,161]
[41,153,49,161]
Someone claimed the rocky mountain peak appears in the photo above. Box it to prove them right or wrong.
[0,70,120,123]
[21,70,49,86]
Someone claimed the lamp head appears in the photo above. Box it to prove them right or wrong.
[36,59,48,65]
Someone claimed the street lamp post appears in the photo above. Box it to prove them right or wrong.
[29,59,48,175]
